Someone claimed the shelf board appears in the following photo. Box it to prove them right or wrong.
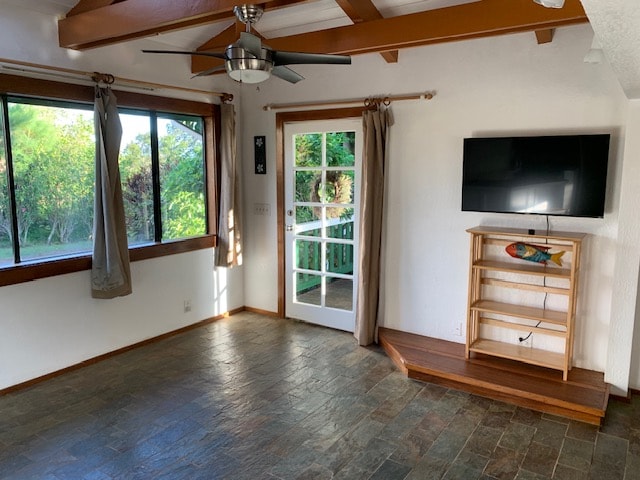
[466,226,587,243]
[479,317,566,337]
[473,259,571,278]
[470,300,567,326]
[482,278,570,296]
[469,338,565,371]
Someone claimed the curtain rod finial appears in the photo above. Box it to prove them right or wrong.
[221,93,234,104]
[92,72,115,85]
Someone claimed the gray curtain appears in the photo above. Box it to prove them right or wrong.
[91,86,131,299]
[215,103,243,267]
[355,106,393,345]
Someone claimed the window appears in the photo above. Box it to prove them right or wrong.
[0,76,216,286]
[158,114,206,241]
[119,111,154,246]
[118,111,206,246]
[7,99,95,262]
[0,104,11,267]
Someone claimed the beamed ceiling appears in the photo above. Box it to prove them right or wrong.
[56,0,589,76]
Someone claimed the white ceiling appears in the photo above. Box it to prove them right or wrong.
[3,0,77,17]
[5,0,481,49]
[3,0,640,99]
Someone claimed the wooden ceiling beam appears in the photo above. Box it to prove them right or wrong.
[58,0,309,50]
[191,0,587,73]
[335,0,398,63]
[272,0,587,56]
[535,28,555,44]
[196,22,242,51]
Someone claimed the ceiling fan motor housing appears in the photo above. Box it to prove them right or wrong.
[225,44,273,83]
[233,5,264,28]
[142,3,350,84]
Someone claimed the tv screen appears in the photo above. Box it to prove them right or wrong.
[462,134,610,218]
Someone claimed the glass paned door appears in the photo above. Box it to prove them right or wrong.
[284,118,362,332]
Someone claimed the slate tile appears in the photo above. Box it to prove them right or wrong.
[552,463,589,480]
[2,312,640,480]
[369,459,412,480]
[512,407,543,427]
[499,422,536,454]
[623,451,640,480]
[466,425,503,457]
[533,419,568,450]
[482,410,514,430]
[484,445,524,480]
[566,421,598,443]
[427,430,468,462]
[590,433,628,479]
[558,437,593,472]
[405,454,449,480]
[521,442,560,477]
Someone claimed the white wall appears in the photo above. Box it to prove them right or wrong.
[0,5,245,391]
[3,4,640,394]
[239,24,640,392]
[0,251,244,390]
[616,100,640,390]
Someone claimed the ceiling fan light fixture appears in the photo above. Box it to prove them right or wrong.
[225,44,273,83]
[533,0,565,8]
[227,64,271,83]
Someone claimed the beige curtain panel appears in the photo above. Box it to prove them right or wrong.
[355,106,393,346]
[91,87,132,299]
[215,103,243,268]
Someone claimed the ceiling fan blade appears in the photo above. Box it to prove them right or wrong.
[272,51,351,66]
[272,66,304,84]
[192,65,227,78]
[142,49,226,60]
[238,32,262,58]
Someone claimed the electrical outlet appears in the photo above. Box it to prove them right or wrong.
[253,203,270,216]
[183,299,191,313]
[454,322,463,337]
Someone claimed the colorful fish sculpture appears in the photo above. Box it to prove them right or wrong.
[505,242,565,266]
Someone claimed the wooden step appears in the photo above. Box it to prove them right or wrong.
[378,327,609,425]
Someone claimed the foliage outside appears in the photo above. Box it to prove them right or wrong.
[0,102,206,263]
[293,131,357,285]
[294,131,356,224]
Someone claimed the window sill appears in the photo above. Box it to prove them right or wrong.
[0,235,216,288]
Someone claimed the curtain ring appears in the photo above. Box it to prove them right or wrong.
[92,72,115,85]
[383,97,391,106]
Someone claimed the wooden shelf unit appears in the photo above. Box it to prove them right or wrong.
[466,226,586,381]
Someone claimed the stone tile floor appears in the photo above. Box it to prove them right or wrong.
[0,311,638,479]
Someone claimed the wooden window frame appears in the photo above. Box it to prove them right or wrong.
[0,73,219,287]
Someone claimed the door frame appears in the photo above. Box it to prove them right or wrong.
[276,107,366,317]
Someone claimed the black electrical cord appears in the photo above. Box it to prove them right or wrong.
[520,216,550,344]
[519,326,538,343]
[546,214,550,236]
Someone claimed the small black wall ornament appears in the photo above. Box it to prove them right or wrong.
[254,136,266,174]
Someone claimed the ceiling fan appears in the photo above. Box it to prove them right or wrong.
[142,4,351,84]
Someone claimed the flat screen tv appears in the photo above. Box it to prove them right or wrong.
[462,134,610,218]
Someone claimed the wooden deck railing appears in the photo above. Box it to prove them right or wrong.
[296,220,353,293]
